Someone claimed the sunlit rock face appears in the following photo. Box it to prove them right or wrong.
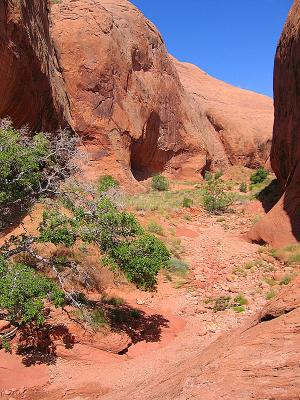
[0,0,273,182]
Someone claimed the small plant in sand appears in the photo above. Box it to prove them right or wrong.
[239,182,247,193]
[98,175,120,193]
[250,167,268,185]
[266,290,276,300]
[151,174,169,191]
[182,197,193,208]
[280,275,292,286]
[213,296,231,312]
[202,174,234,213]
[204,171,213,181]
[233,293,248,307]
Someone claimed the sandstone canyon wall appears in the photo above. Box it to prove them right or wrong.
[175,60,273,168]
[249,1,300,247]
[0,0,71,131]
[0,0,273,182]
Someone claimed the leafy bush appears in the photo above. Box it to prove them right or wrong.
[111,234,170,290]
[96,202,143,251]
[98,175,119,193]
[0,119,77,229]
[151,175,169,191]
[73,307,107,331]
[37,194,168,290]
[239,182,247,193]
[0,128,49,206]
[1,336,10,352]
[0,258,64,326]
[182,197,193,208]
[38,209,76,247]
[202,176,234,213]
[250,167,268,185]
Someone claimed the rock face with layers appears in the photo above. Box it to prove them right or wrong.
[0,0,71,131]
[0,0,273,182]
[249,0,300,247]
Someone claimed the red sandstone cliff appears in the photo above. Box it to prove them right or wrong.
[0,0,71,131]
[0,0,273,182]
[249,1,300,247]
[175,60,273,168]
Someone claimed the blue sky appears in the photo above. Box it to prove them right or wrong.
[130,0,293,97]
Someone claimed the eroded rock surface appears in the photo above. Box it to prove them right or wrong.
[0,0,273,182]
[103,277,300,400]
[0,0,71,131]
[175,60,273,168]
[249,1,300,247]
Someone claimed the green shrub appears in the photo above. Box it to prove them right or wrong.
[288,252,300,264]
[151,175,169,191]
[239,182,247,193]
[89,308,107,330]
[204,171,213,181]
[147,221,164,236]
[38,209,76,247]
[0,120,77,229]
[74,307,107,331]
[96,204,143,252]
[182,197,193,208]
[98,175,119,193]
[280,275,292,286]
[112,234,170,290]
[233,305,245,313]
[37,194,170,291]
[0,126,49,208]
[0,258,64,326]
[250,167,268,185]
[202,177,234,213]
[104,296,124,306]
[1,336,10,352]
[233,294,248,306]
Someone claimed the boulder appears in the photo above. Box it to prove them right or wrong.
[0,320,11,332]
